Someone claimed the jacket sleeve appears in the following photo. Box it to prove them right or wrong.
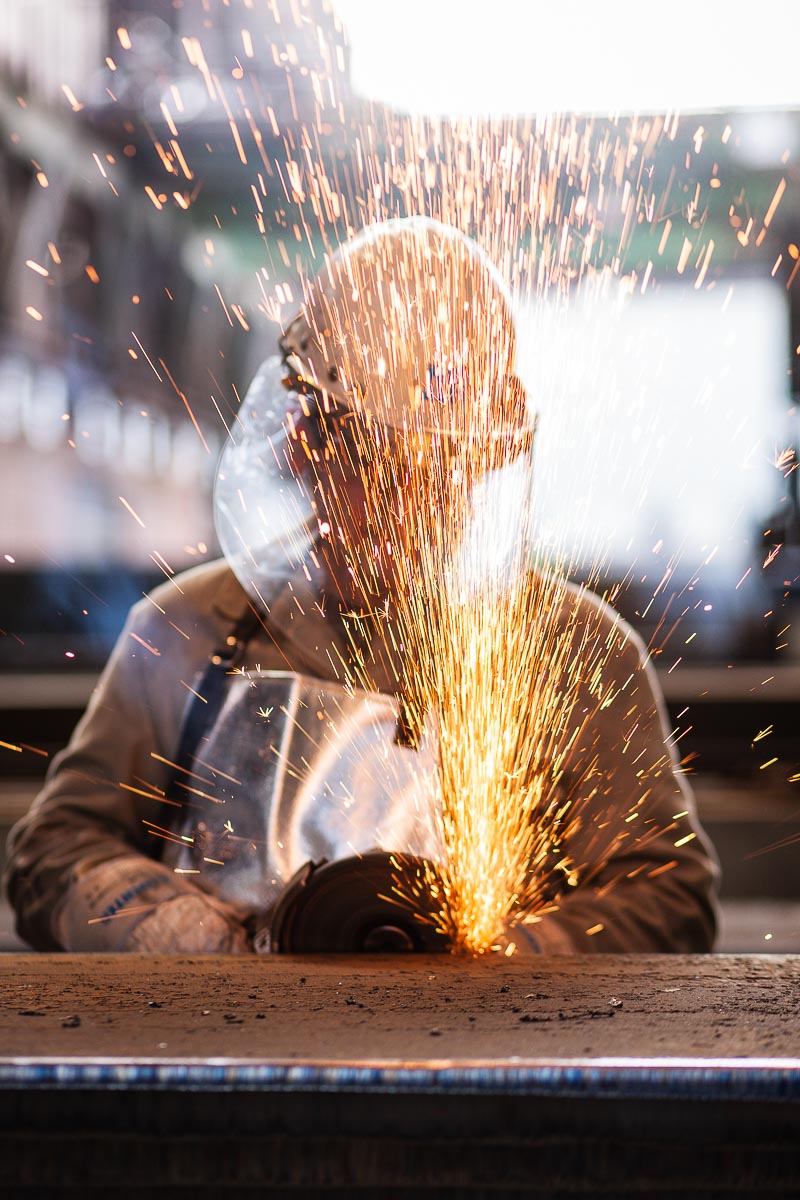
[3,595,205,950]
[511,605,719,955]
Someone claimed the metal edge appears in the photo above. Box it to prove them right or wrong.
[1,1056,800,1100]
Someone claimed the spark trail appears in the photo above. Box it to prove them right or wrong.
[163,10,759,951]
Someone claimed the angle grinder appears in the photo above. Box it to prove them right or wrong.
[261,850,451,954]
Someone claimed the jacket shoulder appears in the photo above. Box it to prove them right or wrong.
[125,558,251,655]
[557,579,647,663]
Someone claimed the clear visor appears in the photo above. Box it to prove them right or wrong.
[214,355,536,609]
[214,356,326,607]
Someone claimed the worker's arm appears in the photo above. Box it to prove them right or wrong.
[510,598,719,955]
[3,587,251,953]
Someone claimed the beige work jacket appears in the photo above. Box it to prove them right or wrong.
[4,558,719,952]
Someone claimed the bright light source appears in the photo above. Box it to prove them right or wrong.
[335,0,800,115]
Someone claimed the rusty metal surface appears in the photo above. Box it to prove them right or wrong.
[1,953,799,1064]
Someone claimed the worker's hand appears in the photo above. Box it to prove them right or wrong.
[126,892,251,953]
[53,853,252,954]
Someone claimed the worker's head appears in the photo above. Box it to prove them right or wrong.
[279,216,526,437]
[215,219,534,610]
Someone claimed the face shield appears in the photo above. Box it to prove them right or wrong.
[214,354,419,613]
[214,355,327,610]
[215,354,535,618]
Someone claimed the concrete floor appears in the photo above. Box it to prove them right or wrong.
[717,898,800,953]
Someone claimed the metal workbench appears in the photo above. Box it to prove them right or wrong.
[1,953,799,1195]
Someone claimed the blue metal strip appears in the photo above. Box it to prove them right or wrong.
[1,1058,800,1101]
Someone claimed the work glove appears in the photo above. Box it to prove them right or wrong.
[53,853,252,953]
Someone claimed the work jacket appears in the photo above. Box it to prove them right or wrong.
[4,557,719,953]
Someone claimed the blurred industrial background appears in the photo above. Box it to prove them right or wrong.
[0,0,798,951]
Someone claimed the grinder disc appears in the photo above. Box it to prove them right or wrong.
[270,851,451,954]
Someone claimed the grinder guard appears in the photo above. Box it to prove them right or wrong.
[268,852,451,954]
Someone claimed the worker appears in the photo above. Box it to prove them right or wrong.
[4,218,718,954]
